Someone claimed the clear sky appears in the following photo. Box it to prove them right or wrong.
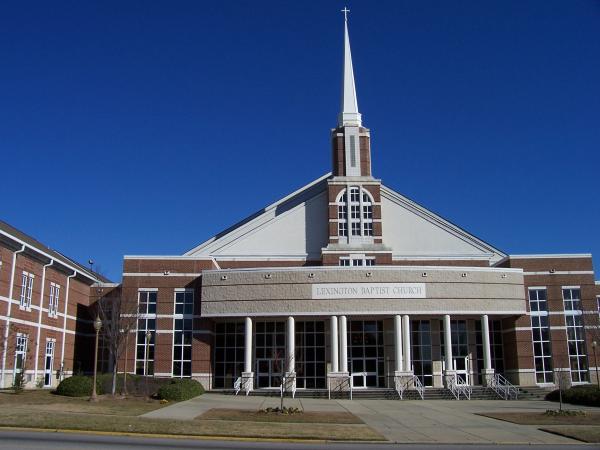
[1,1,599,281]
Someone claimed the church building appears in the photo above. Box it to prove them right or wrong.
[2,15,598,397]
[118,16,600,396]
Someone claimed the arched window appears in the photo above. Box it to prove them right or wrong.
[337,186,374,238]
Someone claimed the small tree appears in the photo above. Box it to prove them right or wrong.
[10,326,33,394]
[95,288,141,396]
[554,368,571,412]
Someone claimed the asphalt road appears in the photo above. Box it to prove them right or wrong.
[0,430,592,450]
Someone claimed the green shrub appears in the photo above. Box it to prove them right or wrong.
[546,386,600,407]
[55,375,101,397]
[157,378,204,401]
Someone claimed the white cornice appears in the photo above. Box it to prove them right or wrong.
[124,255,214,260]
[201,265,524,275]
[507,254,592,259]
[392,254,494,261]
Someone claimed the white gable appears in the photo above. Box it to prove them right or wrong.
[185,175,329,260]
[381,185,505,263]
[185,174,504,264]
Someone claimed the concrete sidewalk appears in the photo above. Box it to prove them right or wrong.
[143,394,597,444]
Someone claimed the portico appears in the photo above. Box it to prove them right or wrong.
[204,264,526,394]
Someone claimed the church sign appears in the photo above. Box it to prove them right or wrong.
[311,283,426,300]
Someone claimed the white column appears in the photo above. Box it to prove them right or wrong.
[287,316,295,374]
[339,315,348,373]
[443,314,453,372]
[481,315,492,371]
[330,316,339,373]
[402,315,411,372]
[394,315,403,372]
[244,317,253,374]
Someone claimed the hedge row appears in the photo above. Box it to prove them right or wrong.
[545,385,600,407]
[56,374,204,401]
[157,379,204,401]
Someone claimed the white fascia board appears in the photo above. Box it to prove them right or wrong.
[92,282,120,288]
[507,254,593,259]
[392,254,494,261]
[123,255,214,260]
[213,255,309,261]
[201,265,524,275]
[0,229,99,283]
[380,185,506,260]
[184,173,331,256]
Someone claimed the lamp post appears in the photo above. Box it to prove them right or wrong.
[90,315,102,402]
[144,330,153,398]
[593,341,599,390]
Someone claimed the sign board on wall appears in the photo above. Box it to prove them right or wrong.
[311,283,426,299]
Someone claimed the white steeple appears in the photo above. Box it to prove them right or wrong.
[338,8,362,128]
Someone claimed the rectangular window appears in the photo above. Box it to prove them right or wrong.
[563,287,588,383]
[350,187,360,203]
[412,320,433,387]
[338,221,348,237]
[139,290,157,314]
[48,283,60,317]
[529,288,553,383]
[351,222,361,236]
[349,136,356,167]
[136,290,157,376]
[363,204,373,219]
[295,321,326,389]
[351,259,363,266]
[20,272,34,309]
[173,290,193,377]
[364,258,375,266]
[214,322,245,388]
[339,258,351,267]
[350,205,360,219]
[44,340,55,387]
[14,333,28,374]
[337,205,347,220]
[363,222,373,236]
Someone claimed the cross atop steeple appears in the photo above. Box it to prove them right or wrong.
[341,7,350,22]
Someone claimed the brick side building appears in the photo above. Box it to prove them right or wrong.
[0,221,109,389]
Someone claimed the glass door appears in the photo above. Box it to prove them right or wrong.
[454,356,469,384]
[44,340,55,387]
[256,358,283,388]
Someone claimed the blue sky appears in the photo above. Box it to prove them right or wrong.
[1,1,599,281]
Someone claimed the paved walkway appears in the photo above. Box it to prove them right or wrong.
[143,394,598,444]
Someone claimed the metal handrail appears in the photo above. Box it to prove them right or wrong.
[281,374,297,399]
[327,373,352,400]
[413,375,425,400]
[489,373,519,400]
[233,377,241,395]
[456,376,472,400]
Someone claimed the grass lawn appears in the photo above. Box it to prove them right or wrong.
[478,411,600,425]
[0,390,384,441]
[540,426,600,443]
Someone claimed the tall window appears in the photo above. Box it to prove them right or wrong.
[136,290,157,375]
[48,282,60,317]
[337,187,374,239]
[295,321,326,389]
[411,320,433,386]
[214,322,244,388]
[173,290,194,377]
[563,287,588,383]
[14,333,28,375]
[20,272,34,309]
[529,288,553,383]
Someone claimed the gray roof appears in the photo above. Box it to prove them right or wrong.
[0,219,111,283]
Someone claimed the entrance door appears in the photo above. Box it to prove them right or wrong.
[256,358,283,388]
[44,340,55,387]
[453,356,469,384]
[350,357,378,388]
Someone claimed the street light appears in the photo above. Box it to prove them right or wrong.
[144,330,153,398]
[593,341,599,390]
[90,315,102,402]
